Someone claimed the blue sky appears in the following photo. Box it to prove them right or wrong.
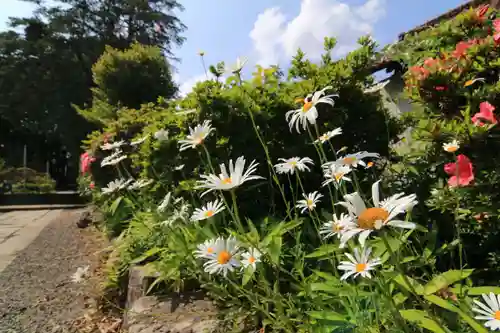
[1,0,467,94]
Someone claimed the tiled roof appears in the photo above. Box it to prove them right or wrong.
[398,0,489,40]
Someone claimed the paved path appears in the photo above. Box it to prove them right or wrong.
[0,209,64,273]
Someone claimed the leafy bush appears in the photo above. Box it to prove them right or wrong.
[77,43,177,123]
[81,5,500,333]
[384,5,500,282]
[0,167,56,193]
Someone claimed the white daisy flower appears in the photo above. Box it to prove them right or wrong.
[322,164,352,188]
[130,135,149,146]
[191,199,225,221]
[285,86,337,133]
[337,180,418,248]
[101,149,128,167]
[241,248,262,271]
[157,192,172,213]
[203,237,240,277]
[154,129,170,141]
[327,151,380,168]
[230,56,247,74]
[179,120,215,151]
[128,179,153,190]
[175,164,185,171]
[443,140,460,153]
[296,191,323,213]
[338,247,381,280]
[363,80,390,94]
[102,179,128,194]
[319,213,356,240]
[121,178,134,189]
[194,238,218,259]
[197,156,264,196]
[71,265,90,283]
[472,293,500,331]
[101,140,125,151]
[274,157,314,175]
[315,128,343,144]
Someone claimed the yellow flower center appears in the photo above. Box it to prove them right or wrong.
[358,207,389,230]
[334,173,344,181]
[205,210,214,217]
[320,134,328,141]
[343,157,356,164]
[445,146,458,153]
[218,250,231,264]
[222,177,232,184]
[194,136,204,145]
[207,247,214,254]
[495,311,500,320]
[333,224,344,232]
[289,161,298,167]
[366,161,374,168]
[356,263,367,272]
[248,256,256,264]
[302,102,313,112]
[306,199,314,207]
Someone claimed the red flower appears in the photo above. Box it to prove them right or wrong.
[471,101,498,126]
[89,182,95,190]
[493,19,500,44]
[409,65,430,80]
[444,154,474,188]
[103,133,110,144]
[80,152,95,175]
[476,4,489,20]
[435,86,447,91]
[424,57,438,68]
[452,40,476,58]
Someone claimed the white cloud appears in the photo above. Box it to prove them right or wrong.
[249,0,386,66]
[178,74,209,97]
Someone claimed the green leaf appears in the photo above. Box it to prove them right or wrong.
[130,247,162,264]
[424,295,488,333]
[451,286,500,296]
[267,235,282,264]
[261,220,301,246]
[393,292,408,306]
[242,267,254,287]
[307,311,348,323]
[399,309,447,333]
[393,274,424,295]
[423,270,474,295]
[310,283,341,293]
[305,244,341,258]
[313,270,341,283]
[109,196,123,215]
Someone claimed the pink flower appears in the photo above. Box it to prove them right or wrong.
[89,182,95,190]
[435,86,447,91]
[471,101,498,126]
[80,152,95,175]
[493,19,500,44]
[410,66,430,80]
[452,40,476,58]
[444,154,474,187]
[424,58,438,68]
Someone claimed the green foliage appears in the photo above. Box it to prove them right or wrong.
[83,5,500,332]
[89,43,177,113]
[0,167,56,193]
[384,5,500,282]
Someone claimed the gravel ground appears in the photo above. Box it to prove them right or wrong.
[0,209,109,333]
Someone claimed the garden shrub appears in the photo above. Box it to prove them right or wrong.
[384,5,500,282]
[80,5,500,332]
[77,42,177,124]
[0,167,56,193]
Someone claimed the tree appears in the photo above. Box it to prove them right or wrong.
[0,0,185,179]
[77,42,178,123]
